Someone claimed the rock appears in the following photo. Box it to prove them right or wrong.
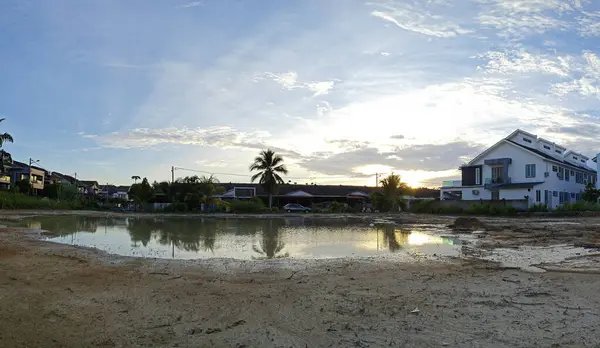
[449,217,484,230]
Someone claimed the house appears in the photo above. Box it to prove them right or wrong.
[216,183,381,207]
[99,184,130,200]
[78,180,100,195]
[440,130,597,209]
[9,161,45,193]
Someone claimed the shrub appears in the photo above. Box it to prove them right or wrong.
[328,201,346,213]
[230,198,265,213]
[465,203,517,216]
[528,203,549,212]
[556,201,600,212]
[0,192,82,210]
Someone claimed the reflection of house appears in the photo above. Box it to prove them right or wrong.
[439,129,597,209]
[9,161,45,193]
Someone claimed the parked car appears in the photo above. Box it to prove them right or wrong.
[283,203,311,213]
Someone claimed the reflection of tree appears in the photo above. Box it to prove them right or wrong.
[381,225,402,252]
[33,216,100,236]
[253,220,288,259]
[127,219,155,247]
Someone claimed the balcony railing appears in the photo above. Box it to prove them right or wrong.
[485,177,512,185]
[442,180,462,187]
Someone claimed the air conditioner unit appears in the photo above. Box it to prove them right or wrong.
[544,172,549,177]
[472,190,479,195]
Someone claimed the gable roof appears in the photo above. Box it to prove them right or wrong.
[506,140,596,174]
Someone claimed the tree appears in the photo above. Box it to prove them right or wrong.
[582,183,600,203]
[379,173,410,212]
[131,175,141,184]
[0,118,14,174]
[249,149,288,209]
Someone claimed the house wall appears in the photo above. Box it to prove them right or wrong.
[470,141,547,186]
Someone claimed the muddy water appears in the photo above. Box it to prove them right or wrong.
[26,216,463,260]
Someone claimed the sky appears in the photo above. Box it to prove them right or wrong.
[1,0,600,188]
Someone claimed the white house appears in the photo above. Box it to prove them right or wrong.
[440,130,597,209]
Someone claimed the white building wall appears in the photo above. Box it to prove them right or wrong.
[470,142,547,186]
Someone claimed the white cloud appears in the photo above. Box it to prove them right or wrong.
[180,1,203,8]
[255,71,335,96]
[370,1,472,38]
[478,50,571,76]
[551,51,600,97]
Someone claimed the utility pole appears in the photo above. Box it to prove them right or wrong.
[375,173,380,187]
[171,166,175,183]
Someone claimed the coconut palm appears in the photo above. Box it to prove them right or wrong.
[249,149,288,209]
[131,175,141,184]
[380,173,410,211]
[0,118,13,148]
[0,119,14,174]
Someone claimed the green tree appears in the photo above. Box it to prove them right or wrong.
[249,149,288,209]
[582,183,600,203]
[0,118,14,174]
[379,173,410,212]
[131,175,141,184]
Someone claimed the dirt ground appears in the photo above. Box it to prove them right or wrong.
[2,212,600,347]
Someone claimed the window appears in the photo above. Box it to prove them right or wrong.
[475,167,481,185]
[525,164,536,178]
[581,159,586,163]
[543,145,551,150]
[571,170,575,176]
[553,191,558,197]
[523,137,532,143]
[558,167,564,180]
[552,165,558,172]
[536,190,541,202]
[576,193,581,201]
[571,193,575,198]
[576,172,584,184]
[565,169,570,181]
[559,192,565,204]
[491,191,500,200]
[556,150,562,154]
[574,156,578,160]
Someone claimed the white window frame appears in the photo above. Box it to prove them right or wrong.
[525,164,536,178]
[475,167,481,185]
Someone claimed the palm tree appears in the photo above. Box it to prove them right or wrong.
[249,149,288,209]
[131,175,141,184]
[380,173,409,211]
[0,118,13,148]
[0,119,14,174]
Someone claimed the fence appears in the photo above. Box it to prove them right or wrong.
[437,199,529,211]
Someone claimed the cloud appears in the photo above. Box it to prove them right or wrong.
[180,1,203,8]
[370,1,472,38]
[390,134,405,140]
[254,72,335,96]
[478,50,571,77]
[298,141,486,177]
[551,51,600,97]
[82,126,302,158]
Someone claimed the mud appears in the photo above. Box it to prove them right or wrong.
[2,212,600,347]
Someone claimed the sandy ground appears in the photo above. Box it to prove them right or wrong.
[2,211,600,347]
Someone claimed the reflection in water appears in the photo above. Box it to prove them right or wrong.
[252,220,289,259]
[34,216,461,260]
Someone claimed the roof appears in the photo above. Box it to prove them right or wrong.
[506,140,596,174]
[218,183,382,197]
[79,180,99,186]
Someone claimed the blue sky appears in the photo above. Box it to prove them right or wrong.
[1,0,600,187]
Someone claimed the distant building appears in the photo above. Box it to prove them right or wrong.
[440,129,596,209]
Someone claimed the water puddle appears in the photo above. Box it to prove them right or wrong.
[29,216,463,261]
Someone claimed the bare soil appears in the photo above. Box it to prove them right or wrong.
[1,212,600,347]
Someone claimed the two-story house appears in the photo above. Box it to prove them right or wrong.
[9,161,45,194]
[440,130,597,209]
